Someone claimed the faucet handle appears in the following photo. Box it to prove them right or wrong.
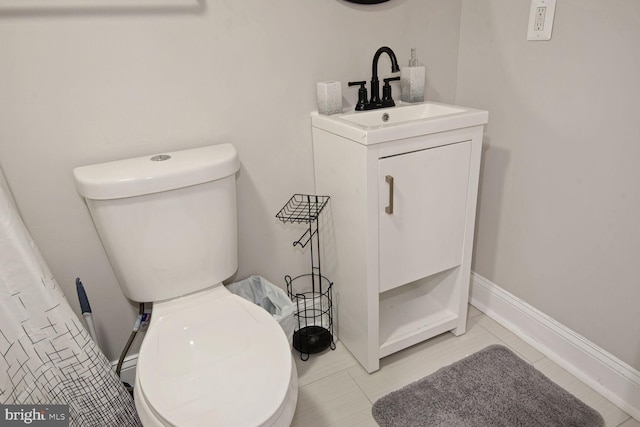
[382,77,401,102]
[348,81,368,111]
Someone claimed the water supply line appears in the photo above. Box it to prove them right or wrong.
[76,277,148,395]
[116,302,146,378]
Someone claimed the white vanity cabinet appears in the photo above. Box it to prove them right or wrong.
[378,140,471,293]
[312,102,487,372]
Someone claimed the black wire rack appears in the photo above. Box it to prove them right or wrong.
[275,194,330,225]
[276,194,335,360]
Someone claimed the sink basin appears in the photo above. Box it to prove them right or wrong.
[311,101,488,145]
[339,103,465,127]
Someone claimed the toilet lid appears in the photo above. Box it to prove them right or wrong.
[137,292,292,427]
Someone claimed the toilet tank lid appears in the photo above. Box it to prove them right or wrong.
[73,144,239,200]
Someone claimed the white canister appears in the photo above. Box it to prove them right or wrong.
[400,48,426,103]
[400,66,425,103]
[316,81,343,115]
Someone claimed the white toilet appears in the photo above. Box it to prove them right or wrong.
[73,144,298,427]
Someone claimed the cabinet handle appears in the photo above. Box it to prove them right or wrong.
[385,175,394,214]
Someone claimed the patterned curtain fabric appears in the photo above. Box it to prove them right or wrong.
[0,168,141,426]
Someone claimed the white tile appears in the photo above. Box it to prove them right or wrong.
[534,357,630,427]
[347,319,502,402]
[291,370,372,427]
[617,417,640,427]
[294,341,358,387]
[473,314,545,363]
[331,408,378,427]
[468,304,483,319]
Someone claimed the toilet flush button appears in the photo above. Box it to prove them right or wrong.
[150,154,171,161]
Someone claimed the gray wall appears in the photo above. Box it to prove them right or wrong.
[0,0,463,361]
[457,0,640,370]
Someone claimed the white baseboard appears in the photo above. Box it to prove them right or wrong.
[111,354,138,387]
[470,272,640,421]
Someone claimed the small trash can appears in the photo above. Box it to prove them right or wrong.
[227,275,295,346]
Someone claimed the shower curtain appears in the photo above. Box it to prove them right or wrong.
[0,168,141,426]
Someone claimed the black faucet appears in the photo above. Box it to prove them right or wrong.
[349,46,400,111]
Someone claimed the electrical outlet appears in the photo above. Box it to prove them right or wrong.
[527,0,556,41]
[535,7,546,31]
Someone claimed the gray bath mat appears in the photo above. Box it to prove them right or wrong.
[372,344,604,427]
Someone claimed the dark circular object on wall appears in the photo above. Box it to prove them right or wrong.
[345,0,390,4]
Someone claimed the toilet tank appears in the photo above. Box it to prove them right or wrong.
[73,144,240,302]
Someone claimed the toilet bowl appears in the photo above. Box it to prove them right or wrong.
[73,144,297,426]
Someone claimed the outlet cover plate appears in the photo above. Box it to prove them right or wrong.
[527,0,557,41]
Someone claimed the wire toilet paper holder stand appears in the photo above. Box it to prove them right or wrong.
[276,194,336,361]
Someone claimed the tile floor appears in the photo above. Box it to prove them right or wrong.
[290,305,640,427]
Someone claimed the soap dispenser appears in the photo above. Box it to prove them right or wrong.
[400,48,425,103]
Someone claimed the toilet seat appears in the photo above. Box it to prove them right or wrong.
[136,285,296,426]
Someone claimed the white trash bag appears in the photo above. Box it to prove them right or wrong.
[227,275,295,346]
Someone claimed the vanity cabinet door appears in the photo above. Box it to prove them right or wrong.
[378,141,472,293]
